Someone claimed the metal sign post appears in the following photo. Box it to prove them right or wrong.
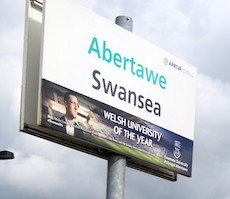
[106,16,133,199]
[106,154,126,199]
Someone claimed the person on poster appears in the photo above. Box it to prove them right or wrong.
[59,91,82,137]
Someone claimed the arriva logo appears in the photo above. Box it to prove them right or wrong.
[163,57,193,78]
[164,58,169,65]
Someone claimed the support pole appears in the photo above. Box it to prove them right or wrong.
[115,16,133,32]
[106,16,133,199]
[106,154,126,199]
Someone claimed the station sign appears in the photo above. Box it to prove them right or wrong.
[21,0,197,180]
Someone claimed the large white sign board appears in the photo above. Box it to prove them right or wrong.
[21,0,196,179]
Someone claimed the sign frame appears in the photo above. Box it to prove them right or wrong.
[21,0,196,181]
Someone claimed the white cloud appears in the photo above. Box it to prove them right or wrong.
[196,73,230,127]
[0,0,24,28]
[2,153,65,193]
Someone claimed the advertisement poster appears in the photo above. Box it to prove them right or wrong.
[39,0,197,176]
[41,79,193,176]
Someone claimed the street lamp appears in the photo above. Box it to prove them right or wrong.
[0,151,14,160]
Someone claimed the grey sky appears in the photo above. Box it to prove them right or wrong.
[0,0,230,198]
